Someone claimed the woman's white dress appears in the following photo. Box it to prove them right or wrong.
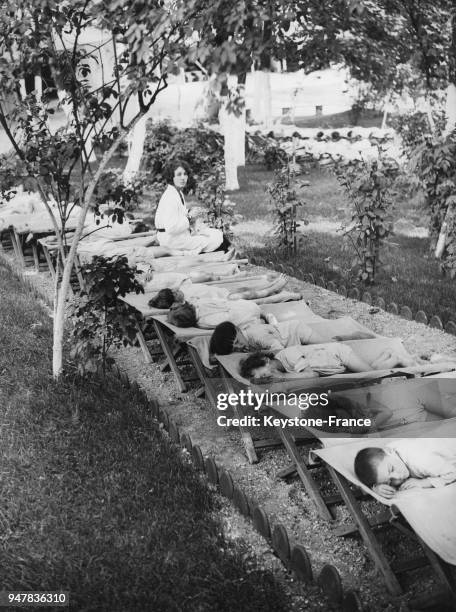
[154,185,223,253]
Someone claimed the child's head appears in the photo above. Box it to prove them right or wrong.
[167,302,197,328]
[240,352,275,381]
[148,288,185,309]
[209,322,248,355]
[354,447,410,488]
[148,288,175,309]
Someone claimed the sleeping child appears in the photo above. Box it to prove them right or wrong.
[354,438,456,499]
[148,274,289,308]
[208,319,373,355]
[238,344,416,382]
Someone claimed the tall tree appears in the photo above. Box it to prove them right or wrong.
[0,0,259,377]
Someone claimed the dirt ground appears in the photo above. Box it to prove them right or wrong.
[11,254,456,612]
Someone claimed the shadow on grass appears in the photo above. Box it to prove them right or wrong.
[0,259,290,612]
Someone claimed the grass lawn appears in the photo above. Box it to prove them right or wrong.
[239,232,456,326]
[232,165,455,325]
[0,258,290,611]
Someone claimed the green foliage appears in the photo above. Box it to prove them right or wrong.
[410,132,456,273]
[334,150,398,284]
[264,145,288,170]
[194,162,237,239]
[69,256,144,376]
[267,165,307,254]
[391,110,446,157]
[93,169,148,218]
[141,121,224,199]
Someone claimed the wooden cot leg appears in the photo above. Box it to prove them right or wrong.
[43,246,56,280]
[187,345,218,410]
[152,320,187,393]
[136,325,153,364]
[277,425,333,521]
[12,229,25,267]
[32,243,40,272]
[15,230,26,267]
[327,466,402,596]
[220,370,258,464]
[231,402,259,464]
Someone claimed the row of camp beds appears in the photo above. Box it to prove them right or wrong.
[123,295,456,607]
[0,223,75,272]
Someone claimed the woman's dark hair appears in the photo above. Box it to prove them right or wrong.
[167,301,197,328]
[239,351,274,380]
[148,288,175,309]
[163,159,192,186]
[209,321,237,355]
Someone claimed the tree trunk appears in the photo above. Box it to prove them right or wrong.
[252,70,272,127]
[235,86,246,168]
[123,115,148,183]
[444,83,456,135]
[52,130,128,378]
[220,103,239,191]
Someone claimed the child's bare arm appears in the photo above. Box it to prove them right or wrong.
[399,477,434,491]
[372,483,396,498]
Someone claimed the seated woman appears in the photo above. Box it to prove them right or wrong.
[148,274,289,309]
[154,160,224,254]
[239,344,417,382]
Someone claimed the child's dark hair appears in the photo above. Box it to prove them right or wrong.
[209,321,237,355]
[163,159,192,186]
[239,351,274,380]
[148,288,175,309]
[167,301,197,328]
[354,447,386,487]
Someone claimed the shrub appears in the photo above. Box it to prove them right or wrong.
[334,149,398,284]
[410,131,456,274]
[267,164,307,254]
[194,162,238,239]
[141,121,224,199]
[69,256,144,375]
[264,145,288,170]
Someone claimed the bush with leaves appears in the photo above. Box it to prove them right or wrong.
[334,150,398,284]
[194,162,238,239]
[410,132,456,273]
[391,110,446,158]
[92,168,149,219]
[267,165,307,254]
[141,121,224,200]
[264,145,288,170]
[69,256,144,376]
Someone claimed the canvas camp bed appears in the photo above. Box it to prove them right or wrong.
[10,218,78,269]
[312,418,456,606]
